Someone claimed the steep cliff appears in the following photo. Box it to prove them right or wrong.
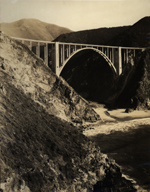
[0,32,99,123]
[107,48,150,110]
[0,74,135,192]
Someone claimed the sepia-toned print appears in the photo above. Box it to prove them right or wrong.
[0,1,150,191]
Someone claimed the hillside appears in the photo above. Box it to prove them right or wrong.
[54,26,129,45]
[0,18,72,41]
[0,32,99,123]
[54,17,150,47]
[106,48,150,110]
[0,69,135,192]
[108,16,150,47]
[0,33,137,191]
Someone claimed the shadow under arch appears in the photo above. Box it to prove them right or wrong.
[59,48,117,103]
[59,47,117,76]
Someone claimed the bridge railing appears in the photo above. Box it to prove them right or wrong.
[57,42,144,75]
[57,42,119,68]
[11,37,56,69]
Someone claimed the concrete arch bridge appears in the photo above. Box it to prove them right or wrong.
[12,37,145,76]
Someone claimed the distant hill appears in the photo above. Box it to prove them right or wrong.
[0,18,72,41]
[108,16,150,47]
[54,26,130,45]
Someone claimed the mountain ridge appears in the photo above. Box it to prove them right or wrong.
[54,16,150,47]
[108,16,150,47]
[0,18,72,41]
[54,26,130,45]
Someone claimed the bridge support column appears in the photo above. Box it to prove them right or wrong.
[68,45,70,57]
[44,43,48,65]
[133,49,135,58]
[110,48,112,60]
[36,42,40,57]
[118,47,122,75]
[55,42,60,76]
[126,49,128,64]
[112,48,114,65]
[107,48,109,58]
[74,45,77,51]
[29,41,32,51]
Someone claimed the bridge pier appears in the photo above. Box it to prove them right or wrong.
[44,43,48,65]
[29,41,32,51]
[118,47,122,75]
[36,42,40,57]
[112,48,115,65]
[55,42,60,76]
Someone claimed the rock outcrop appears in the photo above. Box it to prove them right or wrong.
[0,32,99,123]
[107,48,150,110]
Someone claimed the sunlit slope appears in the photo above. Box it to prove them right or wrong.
[0,18,72,41]
[0,32,99,123]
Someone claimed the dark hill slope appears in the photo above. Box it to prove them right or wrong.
[54,26,129,45]
[0,19,72,41]
[0,32,99,123]
[0,71,135,192]
[107,48,150,110]
[108,17,150,47]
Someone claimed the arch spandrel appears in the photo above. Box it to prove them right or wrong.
[58,47,117,77]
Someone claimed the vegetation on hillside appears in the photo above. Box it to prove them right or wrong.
[54,26,129,45]
[108,16,150,47]
[54,17,150,47]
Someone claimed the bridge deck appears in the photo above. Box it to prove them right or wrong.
[11,37,146,76]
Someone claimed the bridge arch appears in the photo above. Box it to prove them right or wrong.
[58,47,117,77]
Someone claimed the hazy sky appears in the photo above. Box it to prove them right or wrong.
[0,0,150,31]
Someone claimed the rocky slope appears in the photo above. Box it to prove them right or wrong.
[0,32,99,123]
[106,48,150,110]
[0,33,136,191]
[0,19,72,41]
[0,71,135,192]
